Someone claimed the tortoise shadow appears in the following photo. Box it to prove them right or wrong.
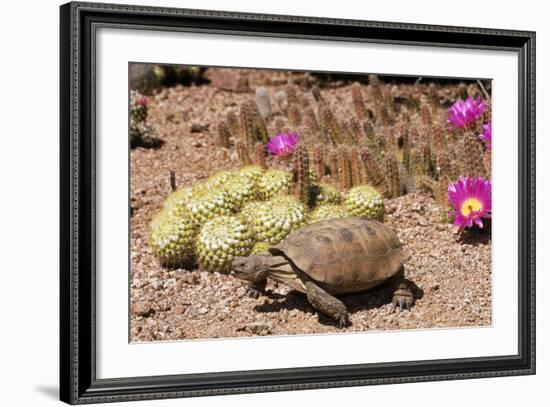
[253,280,424,328]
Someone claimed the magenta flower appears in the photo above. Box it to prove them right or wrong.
[266,132,299,157]
[448,176,492,230]
[480,122,492,151]
[138,96,148,106]
[447,96,486,129]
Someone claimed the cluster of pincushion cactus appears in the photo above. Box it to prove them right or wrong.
[150,163,384,271]
[130,90,160,148]
[151,75,493,270]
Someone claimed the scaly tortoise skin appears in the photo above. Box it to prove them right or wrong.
[231,217,414,327]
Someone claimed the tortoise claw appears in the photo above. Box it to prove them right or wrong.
[337,316,348,329]
[246,286,262,299]
[392,292,414,311]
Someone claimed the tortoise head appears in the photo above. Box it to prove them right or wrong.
[231,255,269,283]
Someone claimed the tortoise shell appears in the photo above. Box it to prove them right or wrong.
[270,217,410,294]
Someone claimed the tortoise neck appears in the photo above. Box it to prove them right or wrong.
[262,255,289,271]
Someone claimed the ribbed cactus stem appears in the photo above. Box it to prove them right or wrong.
[319,104,343,145]
[311,145,325,182]
[401,126,410,169]
[461,131,487,177]
[299,125,314,148]
[273,117,285,135]
[436,151,453,179]
[303,106,319,133]
[385,152,401,198]
[254,142,267,169]
[236,140,252,165]
[409,148,424,177]
[349,147,364,186]
[428,83,439,109]
[226,110,240,138]
[216,121,232,148]
[311,86,324,103]
[421,143,432,175]
[420,104,433,127]
[285,84,298,107]
[384,87,396,124]
[348,117,366,145]
[351,83,368,121]
[298,94,311,110]
[325,148,339,186]
[431,124,447,154]
[239,101,255,149]
[293,143,311,206]
[240,100,268,149]
[287,104,302,127]
[436,174,451,209]
[337,147,352,190]
[360,148,385,188]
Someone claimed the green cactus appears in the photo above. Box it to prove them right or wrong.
[293,143,311,206]
[287,104,302,127]
[226,110,240,139]
[251,241,272,254]
[237,165,264,184]
[216,120,232,148]
[337,147,352,190]
[309,204,351,223]
[420,104,433,127]
[344,185,385,220]
[150,206,199,268]
[310,182,341,206]
[311,145,326,182]
[197,216,254,272]
[253,142,267,169]
[385,152,401,198]
[303,106,319,133]
[163,186,195,213]
[235,140,252,166]
[222,174,258,210]
[319,104,343,145]
[245,195,306,245]
[351,84,368,121]
[360,148,385,189]
[460,132,487,177]
[258,169,292,200]
[204,170,234,188]
[184,188,236,224]
[349,147,365,187]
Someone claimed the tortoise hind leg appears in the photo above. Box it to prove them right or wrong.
[390,267,414,311]
[305,280,349,328]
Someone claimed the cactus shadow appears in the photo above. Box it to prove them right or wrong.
[457,220,492,245]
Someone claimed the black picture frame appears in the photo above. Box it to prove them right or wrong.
[60,2,536,404]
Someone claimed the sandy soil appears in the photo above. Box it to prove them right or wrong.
[130,70,491,341]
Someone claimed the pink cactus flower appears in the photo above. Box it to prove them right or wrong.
[447,96,486,129]
[480,122,492,151]
[266,132,299,157]
[138,96,148,106]
[448,176,492,230]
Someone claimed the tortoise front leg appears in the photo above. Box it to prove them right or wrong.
[305,280,349,328]
[390,267,414,311]
[246,279,267,299]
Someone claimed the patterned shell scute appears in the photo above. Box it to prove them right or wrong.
[273,217,409,286]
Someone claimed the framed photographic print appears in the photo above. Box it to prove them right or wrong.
[60,1,536,404]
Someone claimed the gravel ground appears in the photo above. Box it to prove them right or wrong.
[130,70,492,341]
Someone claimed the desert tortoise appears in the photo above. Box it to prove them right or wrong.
[231,217,414,327]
